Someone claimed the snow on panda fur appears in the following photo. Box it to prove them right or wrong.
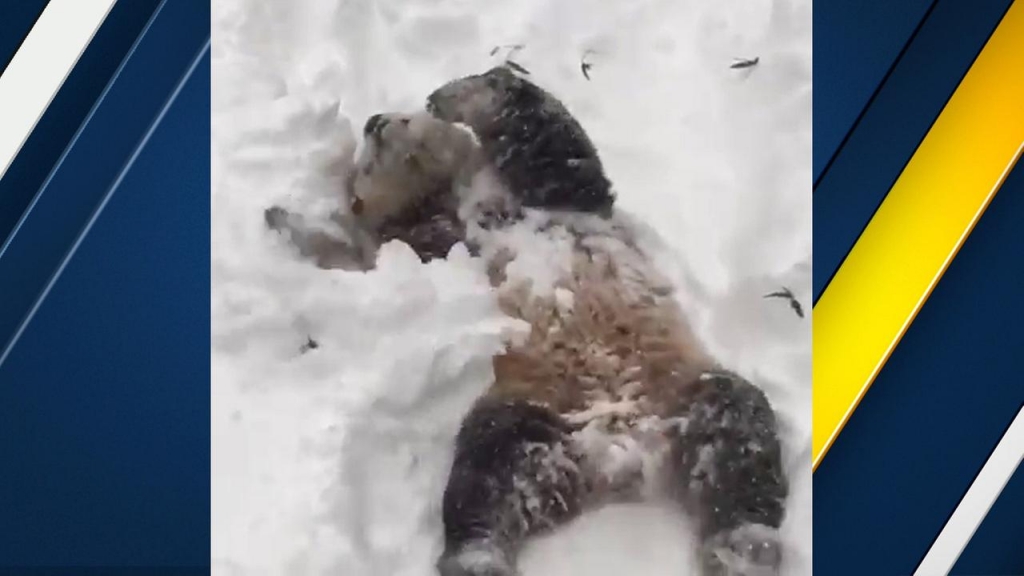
[266,67,788,576]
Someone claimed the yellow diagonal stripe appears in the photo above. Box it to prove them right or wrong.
[813,1,1024,471]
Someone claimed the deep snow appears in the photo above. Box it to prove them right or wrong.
[210,0,812,574]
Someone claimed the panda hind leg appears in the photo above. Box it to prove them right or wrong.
[663,370,788,576]
[437,399,590,576]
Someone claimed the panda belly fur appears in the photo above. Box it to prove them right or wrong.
[455,205,718,504]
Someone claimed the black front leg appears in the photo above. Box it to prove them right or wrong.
[264,206,375,270]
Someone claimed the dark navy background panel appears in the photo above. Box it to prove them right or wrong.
[812,0,1014,301]
[0,51,210,570]
[813,2,1023,571]
[0,0,209,368]
[0,0,48,75]
[0,0,163,253]
[813,159,1024,575]
[954,456,1024,575]
[0,0,211,570]
[812,0,932,180]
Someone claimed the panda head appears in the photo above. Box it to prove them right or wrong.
[349,111,481,228]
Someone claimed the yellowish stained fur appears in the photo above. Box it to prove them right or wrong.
[482,226,717,430]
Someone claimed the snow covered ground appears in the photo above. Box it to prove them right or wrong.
[210,0,812,574]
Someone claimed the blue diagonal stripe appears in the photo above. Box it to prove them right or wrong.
[812,0,1013,303]
[813,0,933,181]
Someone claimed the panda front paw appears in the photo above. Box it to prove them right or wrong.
[436,543,517,576]
[700,524,781,576]
[264,205,293,232]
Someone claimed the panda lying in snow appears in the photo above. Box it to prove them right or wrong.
[266,65,788,576]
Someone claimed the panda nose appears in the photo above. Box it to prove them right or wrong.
[364,114,387,136]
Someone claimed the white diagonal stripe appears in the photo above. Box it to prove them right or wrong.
[914,404,1024,575]
[0,0,116,181]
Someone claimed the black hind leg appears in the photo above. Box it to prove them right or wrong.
[667,371,788,576]
[437,399,588,576]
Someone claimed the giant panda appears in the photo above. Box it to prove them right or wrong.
[266,65,788,576]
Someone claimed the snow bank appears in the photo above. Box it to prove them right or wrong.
[211,0,811,574]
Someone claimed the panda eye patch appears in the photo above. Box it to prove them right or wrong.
[350,196,364,215]
[400,118,410,126]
